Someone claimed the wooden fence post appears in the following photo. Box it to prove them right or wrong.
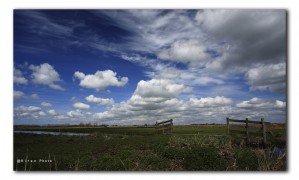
[227,117,268,146]
[226,117,230,135]
[261,118,266,145]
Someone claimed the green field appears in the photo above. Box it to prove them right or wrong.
[14,125,286,171]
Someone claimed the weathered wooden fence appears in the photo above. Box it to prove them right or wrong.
[155,119,173,134]
[226,117,269,145]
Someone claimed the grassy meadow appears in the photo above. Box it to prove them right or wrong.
[14,124,286,171]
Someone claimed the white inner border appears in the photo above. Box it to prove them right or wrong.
[1,0,297,179]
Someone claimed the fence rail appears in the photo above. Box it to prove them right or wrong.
[155,119,173,134]
[226,117,268,145]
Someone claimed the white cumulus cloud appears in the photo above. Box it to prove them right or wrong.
[49,84,64,91]
[73,102,90,110]
[85,95,114,105]
[157,39,208,65]
[14,91,24,99]
[15,105,41,112]
[188,96,232,108]
[47,109,57,116]
[30,94,39,99]
[66,109,93,119]
[29,63,64,90]
[236,97,286,109]
[38,111,47,116]
[134,79,191,100]
[67,109,84,118]
[14,67,28,85]
[73,70,128,91]
[275,100,286,108]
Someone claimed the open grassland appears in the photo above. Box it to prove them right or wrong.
[15,125,228,135]
[14,125,286,171]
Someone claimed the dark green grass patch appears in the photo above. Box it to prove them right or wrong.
[183,146,227,170]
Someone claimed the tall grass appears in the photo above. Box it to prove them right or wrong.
[167,134,286,171]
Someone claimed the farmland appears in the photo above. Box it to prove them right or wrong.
[14,124,286,171]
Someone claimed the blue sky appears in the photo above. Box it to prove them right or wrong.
[13,10,286,125]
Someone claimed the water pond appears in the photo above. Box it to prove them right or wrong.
[14,130,91,136]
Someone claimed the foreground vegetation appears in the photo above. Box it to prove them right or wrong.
[14,125,286,171]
